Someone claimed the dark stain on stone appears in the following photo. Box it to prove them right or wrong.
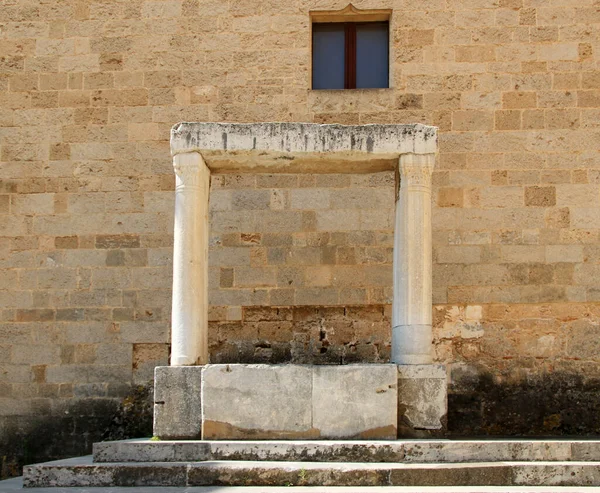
[221,132,227,150]
[366,136,374,153]
[211,443,404,463]
[389,464,513,487]
[357,424,397,440]
[209,305,390,366]
[1,385,152,480]
[113,464,187,487]
[202,420,321,440]
[447,369,600,437]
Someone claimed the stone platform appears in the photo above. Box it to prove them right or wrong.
[153,364,447,440]
[22,439,600,488]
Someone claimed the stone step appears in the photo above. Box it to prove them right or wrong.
[93,438,600,464]
[23,456,600,488]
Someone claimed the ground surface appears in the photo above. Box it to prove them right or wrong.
[3,476,600,493]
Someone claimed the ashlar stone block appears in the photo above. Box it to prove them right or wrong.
[154,364,442,440]
[154,366,202,439]
[312,365,397,439]
[397,364,447,432]
[202,364,313,439]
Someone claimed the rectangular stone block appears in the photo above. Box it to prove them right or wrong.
[398,364,447,433]
[312,365,397,439]
[202,364,312,439]
[154,366,202,439]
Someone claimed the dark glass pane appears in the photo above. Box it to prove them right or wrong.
[356,22,389,89]
[312,24,345,90]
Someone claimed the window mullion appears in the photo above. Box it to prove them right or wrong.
[344,23,357,89]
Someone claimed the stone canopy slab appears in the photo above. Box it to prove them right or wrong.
[170,122,437,174]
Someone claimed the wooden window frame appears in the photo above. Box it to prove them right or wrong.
[310,4,392,91]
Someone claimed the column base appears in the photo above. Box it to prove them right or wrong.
[397,364,447,434]
[170,355,198,366]
[391,324,433,365]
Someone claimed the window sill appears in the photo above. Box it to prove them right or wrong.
[309,87,393,92]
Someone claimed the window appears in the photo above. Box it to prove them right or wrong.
[311,5,391,90]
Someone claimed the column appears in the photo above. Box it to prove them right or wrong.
[391,153,435,365]
[171,152,211,366]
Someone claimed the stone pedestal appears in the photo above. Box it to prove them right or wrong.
[154,364,447,439]
[397,364,447,432]
[154,364,398,440]
[154,366,203,439]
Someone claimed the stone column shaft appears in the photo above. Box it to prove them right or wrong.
[392,153,435,365]
[171,152,210,366]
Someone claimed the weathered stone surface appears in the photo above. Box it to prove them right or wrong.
[207,440,406,463]
[94,438,585,464]
[171,122,438,174]
[155,364,399,439]
[572,442,600,461]
[191,460,600,487]
[312,365,397,439]
[7,0,600,475]
[447,364,600,437]
[512,463,600,487]
[22,456,600,488]
[209,305,391,365]
[94,439,211,463]
[153,366,202,439]
[398,364,447,432]
[24,438,600,488]
[188,461,390,487]
[201,364,313,439]
[23,456,188,488]
[388,463,513,487]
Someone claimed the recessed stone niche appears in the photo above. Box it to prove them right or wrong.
[156,122,446,439]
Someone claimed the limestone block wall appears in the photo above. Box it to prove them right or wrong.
[2,0,600,476]
[207,171,395,364]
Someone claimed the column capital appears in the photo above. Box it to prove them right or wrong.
[173,151,209,190]
[398,153,436,189]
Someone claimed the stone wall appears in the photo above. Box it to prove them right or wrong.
[3,0,600,477]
